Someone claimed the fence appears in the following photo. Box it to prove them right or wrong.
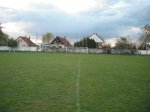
[111,49,150,55]
[42,47,104,54]
[0,46,41,52]
[111,49,132,54]
[42,47,89,53]
[0,46,150,55]
[138,50,150,55]
[0,46,9,51]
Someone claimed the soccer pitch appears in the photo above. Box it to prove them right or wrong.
[0,53,150,112]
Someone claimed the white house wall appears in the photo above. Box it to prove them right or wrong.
[17,37,28,47]
[50,44,65,48]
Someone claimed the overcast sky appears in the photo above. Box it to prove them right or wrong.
[0,0,150,44]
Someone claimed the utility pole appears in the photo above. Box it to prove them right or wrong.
[86,37,87,48]
[36,32,38,52]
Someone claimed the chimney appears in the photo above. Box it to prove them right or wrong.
[29,36,30,40]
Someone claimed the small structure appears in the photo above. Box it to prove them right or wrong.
[17,36,37,47]
[50,36,72,48]
[89,33,104,48]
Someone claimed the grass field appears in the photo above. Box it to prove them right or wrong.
[0,53,150,112]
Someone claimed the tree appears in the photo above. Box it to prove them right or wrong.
[8,38,18,48]
[0,24,9,46]
[74,37,97,48]
[115,37,129,50]
[55,36,61,48]
[103,43,111,54]
[129,42,137,54]
[7,38,18,52]
[138,24,150,50]
[114,37,137,54]
[42,32,54,44]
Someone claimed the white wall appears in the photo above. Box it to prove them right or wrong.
[17,47,38,51]
[138,50,150,55]
[0,46,149,55]
[88,48,103,53]
[50,44,65,48]
[0,46,41,51]
[17,37,28,47]
[0,46,9,51]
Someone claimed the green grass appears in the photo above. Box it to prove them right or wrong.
[0,53,150,112]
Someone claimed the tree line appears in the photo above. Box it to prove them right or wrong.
[0,23,150,52]
[74,24,150,54]
[0,25,17,48]
[73,24,150,53]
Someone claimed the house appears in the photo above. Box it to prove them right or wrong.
[17,36,37,47]
[89,33,104,48]
[50,36,72,48]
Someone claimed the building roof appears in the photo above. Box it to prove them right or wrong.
[51,36,72,46]
[89,33,104,43]
[18,36,37,47]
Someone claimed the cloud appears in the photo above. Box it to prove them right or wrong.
[46,0,97,15]
[0,0,150,42]
[110,1,131,9]
[106,38,117,47]
[3,21,33,37]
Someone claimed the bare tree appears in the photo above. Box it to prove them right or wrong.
[42,32,54,44]
[138,24,150,50]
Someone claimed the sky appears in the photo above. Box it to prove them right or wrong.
[0,0,150,45]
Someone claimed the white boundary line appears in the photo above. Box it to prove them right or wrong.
[76,56,81,112]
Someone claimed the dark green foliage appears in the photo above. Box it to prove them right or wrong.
[55,36,61,43]
[0,30,9,46]
[53,36,61,48]
[8,38,18,48]
[74,38,97,48]
[0,24,17,47]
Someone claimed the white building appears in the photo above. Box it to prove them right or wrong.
[17,36,37,47]
[16,36,38,51]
